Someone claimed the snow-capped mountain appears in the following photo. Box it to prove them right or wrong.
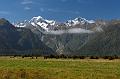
[29,16,56,31]
[66,17,95,26]
[14,16,96,33]
[15,20,28,27]
[15,16,56,32]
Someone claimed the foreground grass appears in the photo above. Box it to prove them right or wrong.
[0,57,120,79]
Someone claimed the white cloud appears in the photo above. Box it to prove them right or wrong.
[24,7,31,10]
[47,9,57,12]
[21,0,33,10]
[45,28,93,35]
[47,8,80,14]
[21,0,33,5]
[0,11,10,15]
[40,8,44,12]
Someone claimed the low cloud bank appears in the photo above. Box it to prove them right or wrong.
[44,28,94,35]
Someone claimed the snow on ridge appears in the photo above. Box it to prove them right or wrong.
[66,17,95,26]
[14,16,95,32]
[29,16,56,31]
[31,16,43,21]
[14,21,27,27]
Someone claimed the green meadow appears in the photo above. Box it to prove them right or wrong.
[0,57,119,79]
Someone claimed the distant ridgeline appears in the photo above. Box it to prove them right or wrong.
[0,17,120,56]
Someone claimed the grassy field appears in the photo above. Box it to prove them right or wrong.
[0,57,120,79]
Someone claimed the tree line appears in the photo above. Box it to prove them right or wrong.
[44,54,119,60]
[1,54,120,60]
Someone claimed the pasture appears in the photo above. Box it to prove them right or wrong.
[0,57,119,79]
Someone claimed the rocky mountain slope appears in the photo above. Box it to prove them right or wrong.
[14,16,108,55]
[78,21,120,56]
[1,16,120,56]
[0,18,54,56]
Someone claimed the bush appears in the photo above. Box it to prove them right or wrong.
[90,56,99,59]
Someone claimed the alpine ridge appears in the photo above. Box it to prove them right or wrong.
[15,16,96,34]
[0,17,120,56]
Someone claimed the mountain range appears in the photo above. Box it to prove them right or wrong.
[14,16,96,33]
[0,16,120,56]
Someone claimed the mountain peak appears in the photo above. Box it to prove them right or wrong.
[74,17,86,21]
[14,16,95,32]
[66,17,95,26]
[0,18,15,29]
[0,18,10,25]
[75,17,95,23]
[30,16,43,22]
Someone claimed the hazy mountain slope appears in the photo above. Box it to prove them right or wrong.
[78,23,120,56]
[14,16,108,56]
[41,33,94,55]
[0,18,54,55]
[13,17,120,56]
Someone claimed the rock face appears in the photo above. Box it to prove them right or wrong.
[78,22,120,56]
[28,18,120,56]
[2,17,120,56]
[0,18,54,56]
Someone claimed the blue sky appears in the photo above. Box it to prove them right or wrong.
[0,0,120,22]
